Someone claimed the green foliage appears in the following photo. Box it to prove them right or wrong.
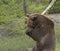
[49,0,60,14]
[55,26,60,51]
[28,4,47,13]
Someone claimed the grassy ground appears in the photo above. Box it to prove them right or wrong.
[0,25,60,51]
[55,25,60,51]
[0,34,35,51]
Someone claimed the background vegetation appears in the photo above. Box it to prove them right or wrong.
[0,0,60,51]
[49,0,60,14]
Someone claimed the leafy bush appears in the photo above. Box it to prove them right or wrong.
[49,0,60,14]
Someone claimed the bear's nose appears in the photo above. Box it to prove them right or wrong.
[26,31,30,35]
[26,30,32,37]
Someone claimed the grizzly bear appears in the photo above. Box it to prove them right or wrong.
[25,13,56,51]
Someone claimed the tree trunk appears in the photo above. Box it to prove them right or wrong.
[23,0,27,15]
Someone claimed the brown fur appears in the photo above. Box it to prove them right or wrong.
[25,13,56,51]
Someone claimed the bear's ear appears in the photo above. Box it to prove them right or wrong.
[32,14,38,20]
[26,14,30,17]
[33,16,37,21]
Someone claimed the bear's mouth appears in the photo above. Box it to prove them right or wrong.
[26,27,38,41]
[26,27,33,35]
[26,30,32,36]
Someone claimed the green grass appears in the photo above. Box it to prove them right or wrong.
[56,43,60,51]
[55,25,60,51]
[0,35,35,51]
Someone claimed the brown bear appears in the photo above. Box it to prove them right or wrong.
[25,13,56,51]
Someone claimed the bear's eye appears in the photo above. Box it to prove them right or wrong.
[29,15,36,20]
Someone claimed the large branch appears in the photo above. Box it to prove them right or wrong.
[41,0,56,15]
